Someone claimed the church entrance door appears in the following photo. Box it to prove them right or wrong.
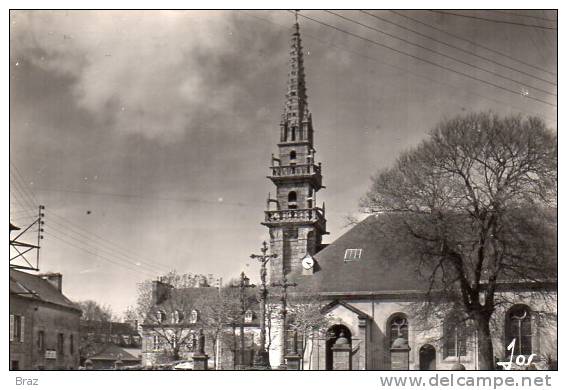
[325,325,351,370]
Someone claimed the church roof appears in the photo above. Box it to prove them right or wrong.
[291,214,430,295]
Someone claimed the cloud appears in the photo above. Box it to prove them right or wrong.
[11,11,267,141]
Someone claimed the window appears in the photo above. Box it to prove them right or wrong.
[70,334,74,355]
[153,335,160,350]
[506,305,532,356]
[172,310,183,324]
[344,249,363,262]
[443,317,467,358]
[37,331,45,351]
[288,191,297,209]
[57,333,64,355]
[389,315,408,347]
[291,126,296,141]
[244,310,254,324]
[289,150,296,161]
[10,315,24,342]
[11,360,19,370]
[156,310,166,323]
[190,309,199,324]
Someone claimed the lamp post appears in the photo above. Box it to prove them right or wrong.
[250,241,277,368]
[272,273,297,368]
[231,272,255,369]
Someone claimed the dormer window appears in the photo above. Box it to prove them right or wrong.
[344,249,363,262]
[172,310,183,324]
[189,309,199,324]
[156,310,166,323]
[244,310,254,324]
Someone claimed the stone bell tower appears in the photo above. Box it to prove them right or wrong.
[262,19,327,282]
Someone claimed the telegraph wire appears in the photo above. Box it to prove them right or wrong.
[44,231,158,279]
[44,222,168,276]
[240,11,556,124]
[326,10,556,98]
[294,11,556,108]
[488,10,557,23]
[47,211,174,274]
[389,11,556,77]
[358,10,556,86]
[427,10,557,31]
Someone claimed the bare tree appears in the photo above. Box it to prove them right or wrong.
[361,112,557,369]
[287,291,333,369]
[134,271,216,362]
[193,286,241,369]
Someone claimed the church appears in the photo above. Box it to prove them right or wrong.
[262,19,557,370]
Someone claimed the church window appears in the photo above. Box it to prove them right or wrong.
[443,314,467,358]
[290,150,296,161]
[172,310,184,324]
[505,305,532,356]
[388,314,408,347]
[291,126,296,141]
[288,191,297,209]
[344,248,362,261]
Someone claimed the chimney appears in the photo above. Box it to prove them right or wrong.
[40,273,63,292]
[151,280,172,305]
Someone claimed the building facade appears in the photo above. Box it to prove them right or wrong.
[10,270,82,370]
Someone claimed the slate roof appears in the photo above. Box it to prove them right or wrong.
[10,269,81,312]
[88,343,141,362]
[291,214,430,295]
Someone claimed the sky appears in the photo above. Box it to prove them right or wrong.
[9,10,557,317]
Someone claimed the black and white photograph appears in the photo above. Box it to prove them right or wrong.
[7,5,560,387]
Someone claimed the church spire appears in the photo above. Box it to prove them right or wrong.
[280,13,313,144]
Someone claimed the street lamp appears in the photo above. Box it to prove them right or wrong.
[250,241,277,368]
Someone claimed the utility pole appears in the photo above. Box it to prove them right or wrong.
[250,241,277,368]
[272,273,296,368]
[230,272,255,369]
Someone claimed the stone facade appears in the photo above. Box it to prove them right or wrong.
[10,270,82,370]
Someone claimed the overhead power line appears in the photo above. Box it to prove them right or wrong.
[240,11,556,124]
[427,10,557,31]
[327,10,556,98]
[390,11,556,77]
[359,10,556,86]
[488,10,557,23]
[295,11,556,107]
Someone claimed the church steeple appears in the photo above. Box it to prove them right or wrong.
[263,15,327,282]
[280,17,313,145]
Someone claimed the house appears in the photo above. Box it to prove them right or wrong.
[10,269,82,370]
[80,320,142,368]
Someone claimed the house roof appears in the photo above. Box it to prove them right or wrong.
[10,269,81,312]
[290,214,430,295]
[88,343,141,362]
[81,321,140,336]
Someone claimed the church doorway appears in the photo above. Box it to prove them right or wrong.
[419,344,436,370]
[325,324,352,370]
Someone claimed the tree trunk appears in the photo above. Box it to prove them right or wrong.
[474,313,495,370]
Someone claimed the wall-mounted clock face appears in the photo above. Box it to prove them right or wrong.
[302,255,314,270]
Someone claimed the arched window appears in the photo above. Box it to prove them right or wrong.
[288,191,297,209]
[172,310,183,324]
[506,305,532,356]
[291,126,296,141]
[156,310,166,324]
[189,309,199,324]
[443,313,467,358]
[289,150,296,162]
[388,314,408,347]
